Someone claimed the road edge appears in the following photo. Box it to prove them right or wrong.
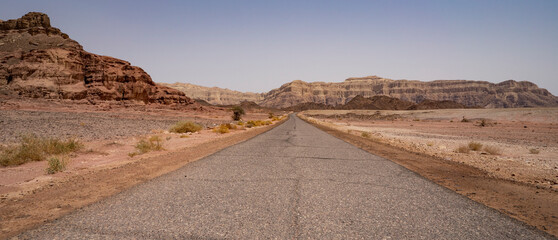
[0,116,289,239]
[298,113,558,238]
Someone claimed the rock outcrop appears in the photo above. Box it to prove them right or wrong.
[285,95,470,111]
[168,75,557,109]
[161,82,263,106]
[339,95,415,110]
[408,99,468,110]
[0,12,193,105]
[259,76,558,109]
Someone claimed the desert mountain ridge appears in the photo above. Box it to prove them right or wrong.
[0,12,193,105]
[165,75,558,109]
[161,82,264,106]
[2,12,556,109]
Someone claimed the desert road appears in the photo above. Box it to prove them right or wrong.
[19,115,551,239]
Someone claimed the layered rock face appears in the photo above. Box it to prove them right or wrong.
[161,83,264,106]
[259,76,558,108]
[0,12,193,104]
[169,75,557,109]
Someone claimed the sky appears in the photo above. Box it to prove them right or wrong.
[2,0,558,94]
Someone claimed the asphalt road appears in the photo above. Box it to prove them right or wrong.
[19,115,552,239]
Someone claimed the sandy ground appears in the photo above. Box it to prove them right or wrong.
[302,108,558,189]
[0,97,287,238]
[0,98,281,198]
[299,109,558,237]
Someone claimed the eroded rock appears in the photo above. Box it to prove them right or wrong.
[0,12,193,105]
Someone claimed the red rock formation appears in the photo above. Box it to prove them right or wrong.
[0,12,193,105]
[259,76,558,108]
[167,75,558,109]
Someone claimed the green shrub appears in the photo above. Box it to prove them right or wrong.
[129,136,164,157]
[468,141,483,151]
[46,156,68,174]
[169,121,203,133]
[0,134,82,167]
[43,138,83,155]
[361,132,371,138]
[231,106,245,121]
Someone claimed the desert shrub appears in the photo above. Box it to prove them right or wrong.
[180,135,189,138]
[483,145,502,155]
[213,124,230,134]
[268,112,274,119]
[529,148,540,154]
[130,136,164,157]
[479,119,487,127]
[271,116,281,121]
[0,134,82,167]
[468,141,483,151]
[245,120,272,127]
[246,120,259,127]
[426,142,434,147]
[43,138,83,155]
[456,145,470,153]
[169,121,203,133]
[361,132,371,138]
[237,121,245,126]
[461,117,470,123]
[231,106,245,121]
[46,156,68,174]
[213,123,237,134]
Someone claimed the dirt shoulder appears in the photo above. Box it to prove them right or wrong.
[299,113,558,237]
[0,116,288,239]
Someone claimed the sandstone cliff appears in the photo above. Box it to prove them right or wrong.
[168,75,557,109]
[0,12,193,105]
[259,76,558,108]
[161,82,264,106]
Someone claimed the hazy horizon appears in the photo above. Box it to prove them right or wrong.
[2,0,557,95]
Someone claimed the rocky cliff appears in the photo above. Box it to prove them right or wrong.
[168,75,557,109]
[0,12,193,105]
[259,76,558,109]
[161,82,263,106]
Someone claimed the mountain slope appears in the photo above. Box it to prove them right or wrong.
[259,76,558,109]
[160,82,263,106]
[0,12,193,105]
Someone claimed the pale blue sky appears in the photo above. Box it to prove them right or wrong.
[2,0,557,94]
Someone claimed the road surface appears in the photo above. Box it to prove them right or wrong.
[19,115,551,239]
